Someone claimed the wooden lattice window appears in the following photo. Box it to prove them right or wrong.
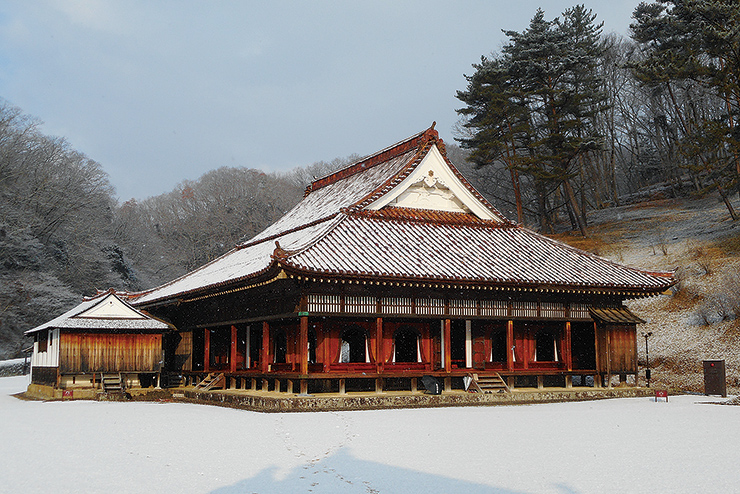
[480,300,508,317]
[540,302,566,319]
[307,294,340,313]
[512,301,538,318]
[570,303,591,320]
[345,296,376,314]
[449,299,477,316]
[415,298,445,315]
[381,297,413,315]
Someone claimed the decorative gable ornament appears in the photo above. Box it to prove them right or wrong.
[367,143,503,221]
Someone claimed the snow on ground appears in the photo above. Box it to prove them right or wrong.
[2,376,739,494]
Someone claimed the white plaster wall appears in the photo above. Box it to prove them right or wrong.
[31,328,59,368]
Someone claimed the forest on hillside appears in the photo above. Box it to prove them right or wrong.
[2,0,740,359]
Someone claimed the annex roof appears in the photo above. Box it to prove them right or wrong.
[25,291,171,334]
[132,125,675,307]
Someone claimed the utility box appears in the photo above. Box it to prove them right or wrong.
[703,360,726,397]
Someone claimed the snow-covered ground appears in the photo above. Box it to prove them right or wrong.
[2,376,739,493]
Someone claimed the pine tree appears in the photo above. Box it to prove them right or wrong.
[457,6,607,235]
[631,0,740,219]
[456,57,527,224]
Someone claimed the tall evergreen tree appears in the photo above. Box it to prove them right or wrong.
[456,6,607,235]
[631,0,740,219]
[456,57,528,224]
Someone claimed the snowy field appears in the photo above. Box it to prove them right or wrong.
[2,376,739,493]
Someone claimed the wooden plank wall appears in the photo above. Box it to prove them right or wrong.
[59,332,162,373]
[175,331,193,371]
[596,324,637,374]
[607,325,637,373]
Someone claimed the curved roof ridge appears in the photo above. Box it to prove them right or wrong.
[346,129,513,224]
[304,125,433,196]
[238,213,339,250]
[282,213,348,259]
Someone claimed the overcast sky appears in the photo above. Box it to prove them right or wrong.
[0,1,643,201]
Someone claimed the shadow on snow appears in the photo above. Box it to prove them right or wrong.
[210,447,537,494]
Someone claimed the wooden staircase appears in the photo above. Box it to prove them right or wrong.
[468,373,509,393]
[193,373,225,391]
[161,373,183,388]
[101,374,124,393]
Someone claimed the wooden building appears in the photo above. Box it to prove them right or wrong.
[26,291,172,392]
[130,125,675,394]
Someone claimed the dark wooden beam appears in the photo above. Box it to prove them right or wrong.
[204,328,210,372]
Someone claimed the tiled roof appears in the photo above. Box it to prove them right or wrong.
[132,125,674,306]
[134,218,339,305]
[283,213,674,291]
[26,292,171,334]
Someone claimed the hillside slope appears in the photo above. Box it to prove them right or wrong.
[553,194,740,395]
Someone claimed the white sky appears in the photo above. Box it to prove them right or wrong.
[0,1,642,201]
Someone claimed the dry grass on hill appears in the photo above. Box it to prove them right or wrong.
[552,195,740,396]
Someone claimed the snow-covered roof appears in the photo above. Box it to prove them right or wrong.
[25,291,171,334]
[132,125,674,307]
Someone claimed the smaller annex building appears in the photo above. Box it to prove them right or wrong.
[26,290,172,396]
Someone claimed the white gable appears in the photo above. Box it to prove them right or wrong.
[76,293,147,319]
[366,144,503,222]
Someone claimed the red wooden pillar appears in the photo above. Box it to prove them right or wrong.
[565,321,573,371]
[261,321,270,373]
[506,320,514,370]
[376,318,384,373]
[204,328,211,371]
[299,316,308,375]
[444,319,452,373]
[230,325,238,373]
[593,321,602,387]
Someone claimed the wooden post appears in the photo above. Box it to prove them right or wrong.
[376,317,383,374]
[261,322,270,373]
[444,319,452,373]
[506,320,514,370]
[230,325,237,373]
[300,379,308,395]
[444,377,452,392]
[537,375,544,389]
[339,378,346,395]
[593,321,601,376]
[261,378,269,391]
[204,328,210,372]
[565,321,573,372]
[300,316,308,375]
[565,375,573,388]
[411,377,417,392]
[375,377,384,394]
[606,329,612,388]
